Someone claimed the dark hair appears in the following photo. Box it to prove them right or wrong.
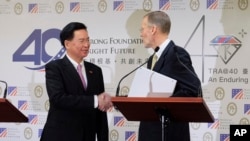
[60,22,87,47]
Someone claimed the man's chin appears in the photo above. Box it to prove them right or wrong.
[81,53,88,58]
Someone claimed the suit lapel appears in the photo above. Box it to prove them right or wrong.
[153,41,175,71]
[84,62,95,91]
[84,62,91,84]
[62,56,85,90]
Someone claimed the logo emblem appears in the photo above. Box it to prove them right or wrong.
[125,131,136,141]
[207,0,218,9]
[191,123,200,130]
[159,0,170,10]
[24,127,33,140]
[220,134,229,141]
[18,100,28,110]
[121,86,129,96]
[203,132,213,141]
[240,117,250,124]
[227,102,237,116]
[215,87,225,100]
[190,0,200,11]
[113,1,124,11]
[34,85,43,98]
[208,119,219,129]
[29,3,38,13]
[0,128,7,137]
[232,88,244,99]
[238,0,248,10]
[110,129,119,141]
[210,35,242,64]
[45,100,50,111]
[98,0,107,13]
[12,29,63,70]
[55,1,64,14]
[244,104,250,115]
[114,116,125,126]
[143,0,152,12]
[70,2,80,12]
[14,3,23,15]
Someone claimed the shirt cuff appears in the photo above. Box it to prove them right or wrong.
[94,95,98,108]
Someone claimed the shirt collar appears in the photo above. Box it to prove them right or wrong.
[155,38,171,58]
[66,54,83,69]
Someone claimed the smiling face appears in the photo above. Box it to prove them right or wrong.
[65,29,90,63]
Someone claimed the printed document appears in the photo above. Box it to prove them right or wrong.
[128,67,177,97]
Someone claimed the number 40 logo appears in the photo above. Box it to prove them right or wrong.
[12,29,65,70]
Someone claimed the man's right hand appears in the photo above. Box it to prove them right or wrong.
[97,92,113,112]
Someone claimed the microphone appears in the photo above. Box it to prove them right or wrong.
[115,47,159,97]
[0,80,8,99]
[174,47,202,97]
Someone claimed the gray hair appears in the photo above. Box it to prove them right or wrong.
[144,11,171,34]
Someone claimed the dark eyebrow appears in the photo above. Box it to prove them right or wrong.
[79,37,89,40]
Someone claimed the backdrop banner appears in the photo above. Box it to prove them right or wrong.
[0,0,249,141]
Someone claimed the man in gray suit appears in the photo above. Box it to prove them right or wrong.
[41,22,112,141]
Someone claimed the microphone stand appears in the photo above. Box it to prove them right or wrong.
[115,47,159,97]
[115,61,148,97]
[0,80,7,99]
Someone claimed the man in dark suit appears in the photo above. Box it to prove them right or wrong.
[138,11,202,141]
[40,22,112,141]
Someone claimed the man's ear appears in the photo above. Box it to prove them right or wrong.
[151,25,157,35]
[64,40,70,49]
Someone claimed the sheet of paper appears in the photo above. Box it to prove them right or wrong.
[128,67,177,97]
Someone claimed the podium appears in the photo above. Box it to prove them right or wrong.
[112,97,214,141]
[0,98,28,122]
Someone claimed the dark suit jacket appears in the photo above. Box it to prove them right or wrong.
[40,56,108,141]
[138,41,202,141]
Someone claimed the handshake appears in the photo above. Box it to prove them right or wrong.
[97,92,113,112]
